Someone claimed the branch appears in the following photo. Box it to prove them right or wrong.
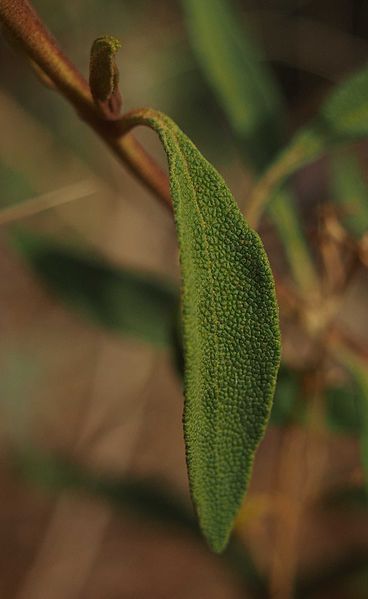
[0,0,171,210]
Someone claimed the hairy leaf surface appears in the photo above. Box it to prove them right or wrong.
[124,109,280,551]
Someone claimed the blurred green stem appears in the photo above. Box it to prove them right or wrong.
[268,190,319,294]
[246,142,307,228]
[0,0,171,210]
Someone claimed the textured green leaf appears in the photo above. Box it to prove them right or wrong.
[11,231,178,348]
[124,108,280,552]
[330,152,368,239]
[248,64,368,224]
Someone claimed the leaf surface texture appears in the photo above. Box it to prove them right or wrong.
[126,109,280,551]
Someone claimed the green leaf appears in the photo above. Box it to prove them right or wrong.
[17,449,199,532]
[248,63,368,225]
[330,151,368,239]
[0,163,33,208]
[181,0,283,171]
[11,231,178,348]
[124,108,280,552]
[321,66,368,139]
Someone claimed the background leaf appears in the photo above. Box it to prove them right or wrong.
[124,108,280,552]
[296,550,368,599]
[325,379,363,436]
[15,449,267,597]
[270,365,363,436]
[248,63,368,224]
[270,365,301,427]
[16,449,198,532]
[321,484,368,510]
[268,190,318,292]
[11,231,179,348]
[181,0,283,171]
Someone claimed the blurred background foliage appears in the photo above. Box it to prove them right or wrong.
[1,0,368,597]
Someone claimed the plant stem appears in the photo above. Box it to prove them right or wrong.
[246,148,300,228]
[0,0,171,210]
[246,129,324,228]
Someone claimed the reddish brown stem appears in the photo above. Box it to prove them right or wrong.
[0,0,171,210]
